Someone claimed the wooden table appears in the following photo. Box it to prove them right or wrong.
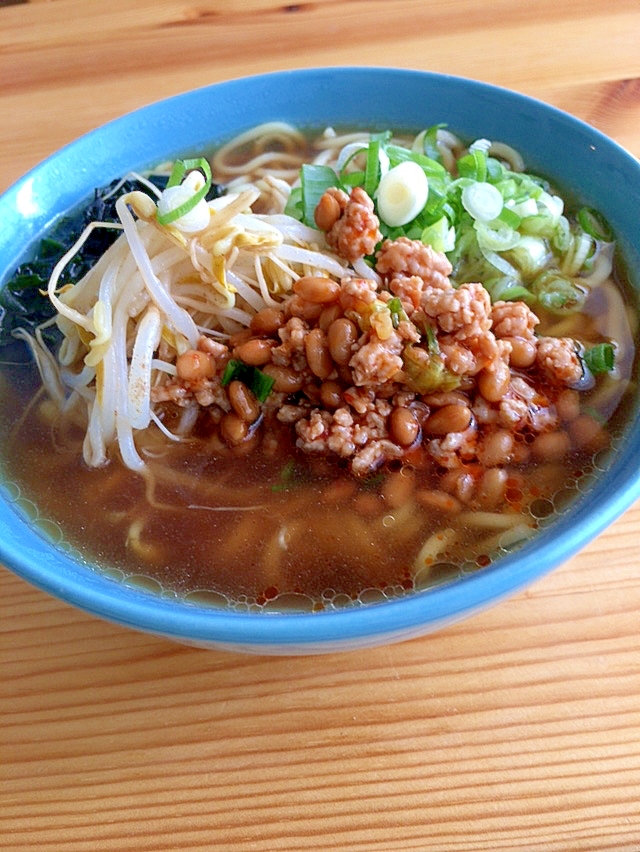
[2,2,640,850]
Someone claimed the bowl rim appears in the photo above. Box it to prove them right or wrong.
[1,65,640,651]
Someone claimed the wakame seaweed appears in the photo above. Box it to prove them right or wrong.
[0,174,226,348]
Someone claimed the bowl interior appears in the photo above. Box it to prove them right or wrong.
[1,67,640,652]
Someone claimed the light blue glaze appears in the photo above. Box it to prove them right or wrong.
[1,68,639,653]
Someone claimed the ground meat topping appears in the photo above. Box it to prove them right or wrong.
[536,336,584,386]
[491,300,540,340]
[351,440,403,477]
[350,337,404,386]
[342,386,376,415]
[376,237,453,287]
[395,319,421,344]
[320,186,382,262]
[422,281,492,340]
[339,276,378,315]
[387,275,425,313]
[151,230,609,478]
[326,407,356,457]
[439,339,482,376]
[427,425,478,469]
[271,316,308,366]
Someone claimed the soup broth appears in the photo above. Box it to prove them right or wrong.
[0,124,636,611]
[2,359,630,611]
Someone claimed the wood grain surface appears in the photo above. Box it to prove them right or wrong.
[2,2,640,850]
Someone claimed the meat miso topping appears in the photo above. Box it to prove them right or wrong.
[149,185,607,507]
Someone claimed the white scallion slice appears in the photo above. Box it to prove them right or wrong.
[157,172,211,233]
[506,197,538,219]
[506,235,550,276]
[538,191,564,222]
[461,181,503,222]
[376,160,429,227]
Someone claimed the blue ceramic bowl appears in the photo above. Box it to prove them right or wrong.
[1,68,640,654]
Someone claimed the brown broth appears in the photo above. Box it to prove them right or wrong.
[0,355,627,612]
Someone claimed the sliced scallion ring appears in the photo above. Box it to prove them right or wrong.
[461,181,503,222]
[578,206,614,242]
[156,158,212,226]
[376,160,429,228]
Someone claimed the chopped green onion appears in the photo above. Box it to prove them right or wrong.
[299,163,339,227]
[461,182,503,222]
[505,196,538,219]
[583,342,615,374]
[156,158,213,227]
[551,216,572,252]
[166,157,212,189]
[424,323,439,354]
[496,206,522,229]
[457,149,488,182]
[376,160,429,228]
[251,369,276,403]
[271,459,298,492]
[284,186,303,219]
[494,177,519,201]
[475,220,520,253]
[364,139,382,197]
[420,216,456,253]
[531,269,587,315]
[484,275,536,304]
[387,297,405,328]
[518,210,556,238]
[221,360,241,385]
[386,144,448,182]
[419,124,447,162]
[336,142,368,173]
[505,235,550,278]
[221,359,275,402]
[561,230,593,276]
[537,191,564,222]
[402,343,460,394]
[339,170,365,188]
[485,158,505,181]
[578,206,614,242]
